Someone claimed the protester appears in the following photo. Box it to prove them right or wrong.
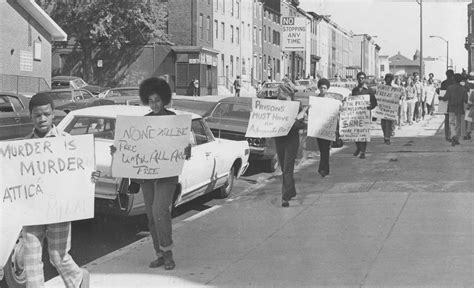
[271,88,307,207]
[394,77,406,129]
[405,77,417,125]
[193,78,199,97]
[438,70,455,142]
[413,72,424,122]
[443,73,468,146]
[22,93,100,288]
[381,73,395,144]
[424,75,437,115]
[233,76,241,97]
[351,72,377,159]
[315,78,334,177]
[111,78,191,270]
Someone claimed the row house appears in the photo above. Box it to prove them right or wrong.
[262,0,282,82]
[466,1,474,73]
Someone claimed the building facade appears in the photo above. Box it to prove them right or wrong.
[351,34,379,77]
[466,1,474,73]
[0,0,66,95]
[378,55,390,78]
[389,51,421,77]
[262,0,282,81]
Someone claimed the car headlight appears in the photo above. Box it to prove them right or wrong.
[247,137,265,147]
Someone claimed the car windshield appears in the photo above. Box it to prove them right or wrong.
[71,78,87,88]
[211,102,251,119]
[106,89,139,98]
[170,99,214,117]
[64,116,116,140]
[48,92,72,101]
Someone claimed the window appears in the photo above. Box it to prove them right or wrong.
[231,0,234,16]
[221,54,225,76]
[242,21,245,39]
[0,96,14,113]
[8,96,24,111]
[236,56,240,75]
[214,0,218,11]
[81,90,93,99]
[222,0,225,13]
[259,28,262,47]
[230,55,234,77]
[268,27,271,43]
[236,27,240,44]
[277,59,280,73]
[253,26,257,45]
[207,16,211,41]
[248,24,251,41]
[236,0,240,18]
[65,116,115,140]
[191,119,210,145]
[215,20,218,38]
[221,22,225,40]
[263,25,266,42]
[199,14,204,39]
[381,64,385,72]
[231,25,234,43]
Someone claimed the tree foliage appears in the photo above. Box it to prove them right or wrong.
[37,0,168,85]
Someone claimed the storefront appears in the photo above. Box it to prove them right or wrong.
[173,46,218,96]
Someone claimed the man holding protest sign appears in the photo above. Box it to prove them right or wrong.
[438,69,455,142]
[20,93,99,288]
[376,73,399,145]
[351,72,377,159]
[110,78,191,270]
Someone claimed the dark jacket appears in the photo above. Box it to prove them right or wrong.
[351,85,378,110]
[445,83,468,115]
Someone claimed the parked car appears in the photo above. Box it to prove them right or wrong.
[51,76,106,95]
[35,89,114,113]
[203,97,280,172]
[169,97,216,117]
[0,92,66,140]
[98,87,139,104]
[294,86,352,107]
[295,79,317,92]
[58,105,250,216]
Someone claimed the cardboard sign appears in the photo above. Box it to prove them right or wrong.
[339,95,371,142]
[425,85,436,105]
[437,90,448,114]
[0,135,95,266]
[307,96,341,141]
[245,98,300,138]
[112,115,192,179]
[372,84,402,121]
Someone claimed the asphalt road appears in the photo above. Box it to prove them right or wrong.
[43,160,277,281]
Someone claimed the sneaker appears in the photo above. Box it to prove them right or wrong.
[80,269,90,288]
[359,153,366,159]
[149,257,164,268]
[282,200,289,207]
[353,148,361,157]
[384,139,391,145]
[163,251,175,270]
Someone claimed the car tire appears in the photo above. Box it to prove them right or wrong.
[216,166,235,198]
[1,238,26,288]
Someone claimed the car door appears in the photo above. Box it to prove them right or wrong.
[179,119,217,201]
[8,95,32,137]
[0,95,23,140]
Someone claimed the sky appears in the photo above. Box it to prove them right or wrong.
[299,0,470,72]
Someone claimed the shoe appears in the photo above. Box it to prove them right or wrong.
[446,137,452,142]
[319,170,328,178]
[384,139,391,145]
[163,251,175,270]
[80,269,90,288]
[149,257,164,268]
[409,121,413,125]
[289,193,296,200]
[353,148,361,157]
[359,153,366,159]
[282,200,289,207]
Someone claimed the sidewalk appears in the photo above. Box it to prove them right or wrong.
[47,114,474,287]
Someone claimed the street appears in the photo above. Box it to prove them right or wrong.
[45,114,474,287]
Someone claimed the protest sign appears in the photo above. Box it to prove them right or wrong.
[245,98,300,138]
[339,95,371,142]
[425,85,436,105]
[437,90,448,114]
[0,135,95,266]
[112,114,192,179]
[307,96,341,141]
[372,84,402,121]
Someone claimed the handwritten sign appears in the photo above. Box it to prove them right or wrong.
[245,98,300,138]
[437,90,448,114]
[372,84,402,121]
[339,95,371,142]
[425,85,436,105]
[112,115,192,179]
[0,135,95,266]
[307,96,341,141]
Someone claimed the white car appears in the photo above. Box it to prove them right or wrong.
[57,105,250,216]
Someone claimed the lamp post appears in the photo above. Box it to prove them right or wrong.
[429,35,449,71]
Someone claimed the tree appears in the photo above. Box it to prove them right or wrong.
[38,0,168,85]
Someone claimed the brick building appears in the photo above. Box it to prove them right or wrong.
[0,0,66,95]
[262,0,282,81]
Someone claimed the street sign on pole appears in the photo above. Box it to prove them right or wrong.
[281,17,306,51]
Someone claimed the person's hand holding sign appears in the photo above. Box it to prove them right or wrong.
[91,170,101,183]
[184,144,192,160]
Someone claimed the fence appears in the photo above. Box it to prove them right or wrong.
[0,74,50,96]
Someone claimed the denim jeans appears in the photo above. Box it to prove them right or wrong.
[449,112,463,140]
[381,119,393,140]
[142,176,178,254]
[316,138,331,174]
